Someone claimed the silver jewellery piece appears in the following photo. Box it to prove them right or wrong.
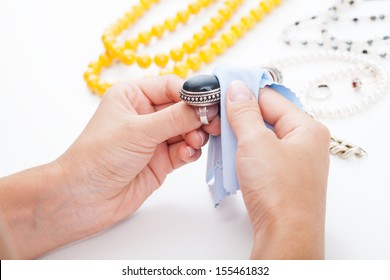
[267,50,390,119]
[281,0,390,60]
[330,135,367,159]
[180,75,221,125]
[198,107,209,125]
[261,67,283,83]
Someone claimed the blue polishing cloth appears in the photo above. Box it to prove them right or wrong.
[206,65,303,207]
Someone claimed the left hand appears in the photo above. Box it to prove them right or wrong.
[58,75,220,232]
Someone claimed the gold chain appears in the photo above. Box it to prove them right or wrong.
[84,0,283,96]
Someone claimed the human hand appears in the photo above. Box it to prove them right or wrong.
[225,81,330,259]
[0,75,220,258]
[58,75,220,232]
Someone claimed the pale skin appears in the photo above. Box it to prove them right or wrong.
[0,76,330,260]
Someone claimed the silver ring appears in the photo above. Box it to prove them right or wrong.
[198,107,209,125]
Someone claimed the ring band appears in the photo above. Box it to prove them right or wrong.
[198,107,209,125]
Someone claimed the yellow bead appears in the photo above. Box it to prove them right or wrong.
[202,23,217,37]
[98,53,112,67]
[125,10,140,23]
[154,53,169,67]
[121,49,136,65]
[164,18,178,31]
[224,0,240,10]
[183,39,197,53]
[117,17,130,31]
[193,31,208,46]
[173,62,189,78]
[107,43,124,57]
[211,39,227,55]
[199,0,211,7]
[188,2,201,14]
[274,0,282,6]
[260,0,274,13]
[132,4,146,17]
[140,0,154,8]
[83,69,95,81]
[250,6,265,21]
[97,81,112,95]
[199,46,216,63]
[125,38,139,50]
[211,15,225,29]
[231,22,247,38]
[138,31,152,44]
[176,10,190,23]
[151,24,165,38]
[136,54,152,68]
[221,31,237,46]
[170,47,185,61]
[218,6,234,20]
[88,61,101,71]
[187,53,202,71]
[241,14,256,30]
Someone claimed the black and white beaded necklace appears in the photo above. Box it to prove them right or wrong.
[282,0,390,60]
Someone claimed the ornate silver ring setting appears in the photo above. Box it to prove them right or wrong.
[180,75,221,125]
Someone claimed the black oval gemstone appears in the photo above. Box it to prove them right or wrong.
[180,75,221,106]
[182,75,220,93]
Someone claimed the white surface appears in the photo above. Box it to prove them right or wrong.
[0,0,390,259]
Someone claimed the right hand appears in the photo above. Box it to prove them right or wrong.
[225,80,330,259]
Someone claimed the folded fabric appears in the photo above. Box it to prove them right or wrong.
[206,65,303,207]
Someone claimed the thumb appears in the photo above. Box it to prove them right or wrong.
[226,80,266,138]
[141,102,219,143]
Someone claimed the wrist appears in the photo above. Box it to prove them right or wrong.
[251,211,325,260]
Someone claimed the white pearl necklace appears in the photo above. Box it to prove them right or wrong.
[268,50,390,118]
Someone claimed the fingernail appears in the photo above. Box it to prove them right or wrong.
[198,132,205,146]
[228,80,253,102]
[186,146,196,158]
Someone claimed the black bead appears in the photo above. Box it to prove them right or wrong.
[284,40,291,45]
[345,40,353,45]
[317,41,324,47]
[379,14,385,20]
[380,52,387,58]
[301,41,308,46]
[311,16,317,20]
[383,35,390,40]
[346,46,352,52]
[294,21,300,26]
[353,18,359,23]
[367,40,373,46]
[349,0,354,6]
[370,16,377,21]
[332,44,338,50]
[362,50,368,54]
[182,75,220,93]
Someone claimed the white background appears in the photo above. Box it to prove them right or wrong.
[0,0,389,259]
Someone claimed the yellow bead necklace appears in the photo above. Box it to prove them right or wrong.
[84,0,283,96]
